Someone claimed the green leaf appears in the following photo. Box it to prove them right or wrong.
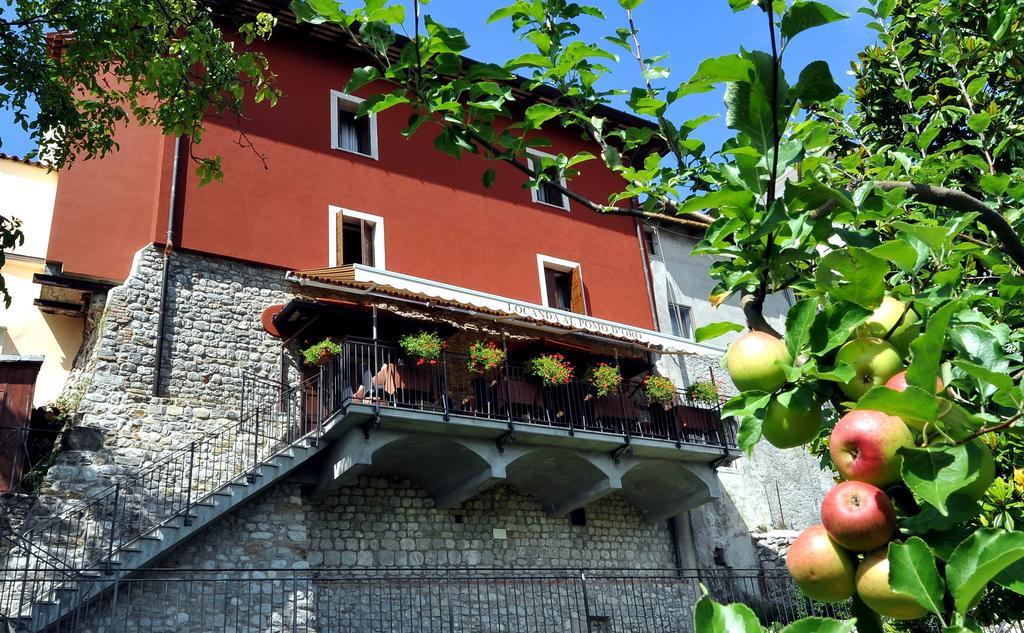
[856,386,937,425]
[906,301,958,393]
[888,538,946,615]
[893,221,949,256]
[346,66,381,92]
[693,593,762,632]
[676,189,756,215]
[792,60,841,104]
[722,391,771,418]
[780,618,856,633]
[967,112,992,134]
[727,0,758,12]
[780,2,848,40]
[785,298,817,358]
[900,444,973,515]
[618,0,643,9]
[980,173,1010,197]
[724,51,790,154]
[870,241,920,272]
[850,595,884,633]
[947,529,1024,615]
[809,301,872,354]
[695,321,745,343]
[814,247,888,309]
[482,168,495,188]
[523,103,561,129]
[736,415,764,454]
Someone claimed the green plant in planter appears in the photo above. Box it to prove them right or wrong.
[643,375,677,405]
[302,339,342,366]
[686,379,721,406]
[399,331,443,365]
[527,353,574,386]
[586,363,623,397]
[467,340,506,373]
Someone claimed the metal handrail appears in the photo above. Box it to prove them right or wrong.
[1,370,333,621]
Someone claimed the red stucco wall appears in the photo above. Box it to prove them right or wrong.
[47,33,655,329]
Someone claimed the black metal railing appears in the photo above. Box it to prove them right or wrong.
[0,372,330,624]
[0,567,849,632]
[328,338,736,450]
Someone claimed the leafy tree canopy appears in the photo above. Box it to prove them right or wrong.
[0,0,279,304]
[282,0,1023,629]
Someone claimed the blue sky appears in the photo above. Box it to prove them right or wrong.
[0,0,875,158]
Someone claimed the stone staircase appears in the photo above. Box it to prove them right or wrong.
[0,373,339,632]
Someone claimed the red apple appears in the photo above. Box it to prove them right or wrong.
[856,548,928,620]
[785,525,856,603]
[821,481,896,552]
[835,337,904,400]
[725,331,792,393]
[829,410,914,487]
[884,370,944,394]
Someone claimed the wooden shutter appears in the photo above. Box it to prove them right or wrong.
[361,220,375,267]
[570,267,587,314]
[334,212,345,266]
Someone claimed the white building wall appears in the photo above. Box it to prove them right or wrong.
[0,156,83,405]
[646,225,834,571]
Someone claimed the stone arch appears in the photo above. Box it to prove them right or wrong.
[503,448,620,515]
[367,434,496,500]
[618,460,721,522]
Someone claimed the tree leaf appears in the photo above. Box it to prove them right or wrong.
[695,321,745,343]
[809,301,872,354]
[780,618,856,633]
[855,386,937,425]
[792,60,841,104]
[523,103,561,129]
[736,415,764,454]
[724,51,790,154]
[722,391,771,418]
[888,537,946,615]
[947,529,1024,615]
[906,301,958,393]
[850,595,884,633]
[869,241,920,272]
[785,298,817,358]
[693,592,762,632]
[967,112,991,134]
[780,2,848,40]
[814,247,888,309]
[900,444,974,515]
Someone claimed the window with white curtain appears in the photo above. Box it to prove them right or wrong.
[331,91,377,159]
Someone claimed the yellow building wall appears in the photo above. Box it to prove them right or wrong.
[0,159,83,406]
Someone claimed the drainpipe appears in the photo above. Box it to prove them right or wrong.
[152,135,184,397]
[635,219,660,331]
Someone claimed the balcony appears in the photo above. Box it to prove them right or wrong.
[308,338,737,521]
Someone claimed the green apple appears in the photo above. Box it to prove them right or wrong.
[762,397,823,448]
[856,296,920,355]
[835,337,904,401]
[786,525,856,603]
[725,331,792,393]
[856,548,928,620]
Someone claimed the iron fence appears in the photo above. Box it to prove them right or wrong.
[331,338,735,450]
[0,567,843,632]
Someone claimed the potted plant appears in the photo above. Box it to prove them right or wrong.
[685,379,721,406]
[585,363,622,397]
[399,331,443,366]
[302,339,342,366]
[526,353,574,387]
[467,340,506,374]
[643,375,676,406]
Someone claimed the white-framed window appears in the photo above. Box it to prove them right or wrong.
[328,206,386,269]
[536,254,587,314]
[330,90,378,159]
[667,303,694,339]
[526,148,569,210]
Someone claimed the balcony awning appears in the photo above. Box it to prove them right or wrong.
[286,265,717,356]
